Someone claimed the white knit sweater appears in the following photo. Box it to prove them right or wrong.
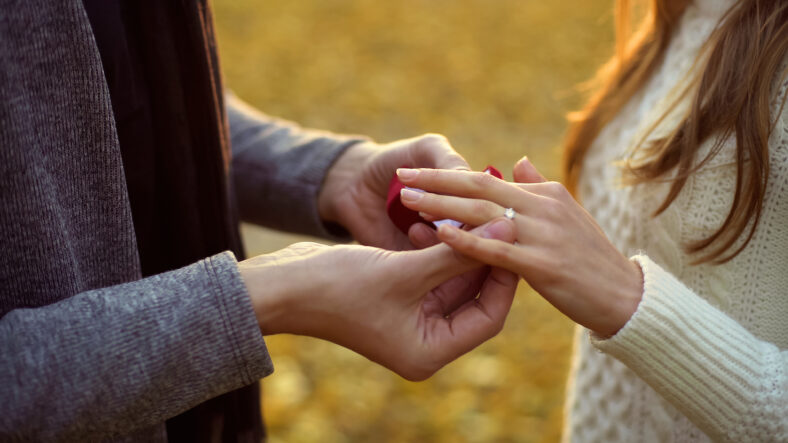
[562,1,788,442]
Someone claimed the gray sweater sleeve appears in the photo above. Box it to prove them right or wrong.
[0,252,273,441]
[227,93,367,240]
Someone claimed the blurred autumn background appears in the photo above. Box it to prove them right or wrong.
[213,0,614,441]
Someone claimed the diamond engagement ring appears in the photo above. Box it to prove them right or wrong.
[503,207,515,220]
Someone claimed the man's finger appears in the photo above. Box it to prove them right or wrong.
[450,266,518,333]
[411,134,471,171]
[408,223,441,249]
[424,267,490,317]
[429,266,519,363]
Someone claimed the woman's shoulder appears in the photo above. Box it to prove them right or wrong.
[768,57,788,161]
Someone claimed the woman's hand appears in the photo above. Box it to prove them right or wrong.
[318,134,470,250]
[238,220,518,381]
[395,158,644,337]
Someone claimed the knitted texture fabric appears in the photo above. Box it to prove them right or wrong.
[0,0,361,440]
[563,0,788,441]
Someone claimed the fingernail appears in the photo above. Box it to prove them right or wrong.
[410,223,433,245]
[397,168,419,180]
[483,219,515,240]
[438,224,458,240]
[400,188,423,202]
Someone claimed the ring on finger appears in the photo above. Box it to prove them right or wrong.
[503,207,516,220]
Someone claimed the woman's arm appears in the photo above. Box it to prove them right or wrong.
[594,254,787,443]
[396,160,788,442]
[396,161,643,336]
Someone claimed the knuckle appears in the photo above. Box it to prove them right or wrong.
[538,221,562,243]
[471,171,497,190]
[289,242,323,252]
[421,133,448,143]
[451,242,476,265]
[489,242,511,264]
[417,133,449,149]
[460,233,479,250]
[492,320,506,336]
[448,153,470,171]
[545,181,569,199]
[477,315,505,341]
[541,197,564,218]
[400,361,438,382]
[470,199,492,216]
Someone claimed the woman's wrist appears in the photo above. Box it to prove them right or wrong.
[597,258,644,338]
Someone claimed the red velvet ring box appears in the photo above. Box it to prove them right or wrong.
[386,166,503,234]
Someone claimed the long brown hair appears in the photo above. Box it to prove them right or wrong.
[563,0,788,264]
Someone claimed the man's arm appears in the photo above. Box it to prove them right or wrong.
[1,252,272,441]
[227,93,367,239]
[2,221,518,441]
[227,93,474,251]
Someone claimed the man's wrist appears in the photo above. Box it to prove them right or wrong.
[238,244,336,336]
[238,254,307,336]
[317,141,377,224]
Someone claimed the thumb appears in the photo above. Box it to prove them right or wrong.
[411,134,470,171]
[513,156,546,183]
[408,222,441,249]
[408,218,517,288]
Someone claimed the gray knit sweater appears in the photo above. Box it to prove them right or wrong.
[0,1,361,440]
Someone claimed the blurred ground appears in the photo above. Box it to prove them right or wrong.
[213,1,614,441]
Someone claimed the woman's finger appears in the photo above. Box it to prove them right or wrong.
[514,181,573,201]
[436,222,531,276]
[400,188,507,227]
[396,168,540,213]
[410,218,517,289]
[513,156,547,183]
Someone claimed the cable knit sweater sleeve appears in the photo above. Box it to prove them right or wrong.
[592,255,787,442]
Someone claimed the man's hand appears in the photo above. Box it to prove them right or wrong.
[318,134,470,250]
[239,221,518,381]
